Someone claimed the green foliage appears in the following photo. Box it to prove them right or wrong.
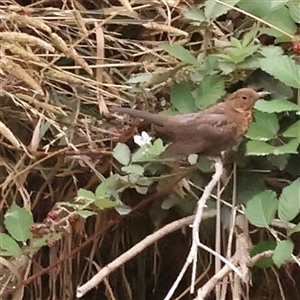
[251,238,294,269]
[238,0,288,16]
[263,7,296,39]
[246,180,300,228]
[113,143,131,166]
[161,44,198,65]
[278,179,300,222]
[246,179,299,268]
[246,96,300,156]
[4,203,33,242]
[75,136,167,214]
[0,233,21,256]
[239,0,296,40]
[246,111,279,141]
[205,0,241,20]
[250,240,277,268]
[245,190,278,227]
[216,35,260,64]
[272,240,294,267]
[131,138,166,162]
[288,223,300,237]
[193,75,225,109]
[170,83,197,113]
[283,120,300,139]
[183,8,205,25]
[246,136,299,156]
[288,1,300,23]
[255,99,300,113]
[259,55,300,88]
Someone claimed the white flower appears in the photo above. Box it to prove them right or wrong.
[133,131,152,146]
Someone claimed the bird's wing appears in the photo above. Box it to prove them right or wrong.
[161,112,239,158]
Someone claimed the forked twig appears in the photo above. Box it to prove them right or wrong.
[164,158,241,300]
[76,211,217,298]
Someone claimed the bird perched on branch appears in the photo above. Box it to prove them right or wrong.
[111,88,269,158]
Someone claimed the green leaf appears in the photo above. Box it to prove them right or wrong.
[246,111,279,141]
[31,233,61,249]
[115,205,131,215]
[278,179,300,222]
[239,0,288,17]
[77,188,95,200]
[246,140,275,156]
[131,139,166,162]
[31,235,52,249]
[273,138,299,155]
[247,139,299,156]
[125,173,140,184]
[170,83,197,113]
[218,61,237,74]
[113,143,131,166]
[288,223,300,237]
[0,233,21,256]
[199,55,220,76]
[131,147,146,162]
[184,8,206,24]
[149,138,167,156]
[95,175,120,200]
[259,55,300,88]
[259,46,284,58]
[188,154,198,165]
[136,176,154,186]
[255,99,300,113]
[250,240,276,268]
[4,203,33,242]
[245,190,278,227]
[193,75,225,109]
[273,240,294,267]
[161,44,198,65]
[134,185,149,194]
[216,35,259,64]
[205,0,240,19]
[268,154,290,171]
[196,156,214,172]
[94,198,117,209]
[128,68,178,86]
[283,120,300,139]
[263,7,296,38]
[230,37,242,48]
[288,2,300,22]
[127,73,152,84]
[121,164,144,175]
[217,45,259,64]
[242,29,259,46]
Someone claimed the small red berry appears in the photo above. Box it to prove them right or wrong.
[293,42,300,52]
[47,211,57,220]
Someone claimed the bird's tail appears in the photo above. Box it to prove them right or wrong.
[110,106,166,126]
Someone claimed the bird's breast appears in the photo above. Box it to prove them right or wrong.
[226,108,253,135]
[239,111,253,135]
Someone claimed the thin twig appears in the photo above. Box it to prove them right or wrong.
[76,211,217,298]
[164,158,235,300]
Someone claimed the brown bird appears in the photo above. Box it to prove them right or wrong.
[111,88,269,158]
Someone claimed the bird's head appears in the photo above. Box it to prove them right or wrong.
[225,88,270,111]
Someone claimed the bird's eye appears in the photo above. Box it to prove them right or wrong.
[242,96,248,100]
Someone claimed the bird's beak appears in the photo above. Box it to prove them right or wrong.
[257,91,271,98]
